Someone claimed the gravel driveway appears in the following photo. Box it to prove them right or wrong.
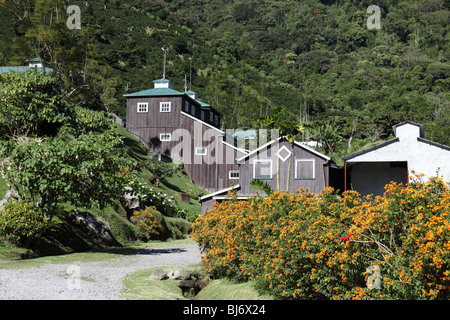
[0,243,201,300]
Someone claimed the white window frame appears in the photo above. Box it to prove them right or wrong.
[137,102,148,113]
[160,133,171,142]
[229,170,240,180]
[253,159,273,180]
[295,159,315,180]
[195,147,207,155]
[160,102,171,113]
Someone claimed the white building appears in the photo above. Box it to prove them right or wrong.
[342,121,450,196]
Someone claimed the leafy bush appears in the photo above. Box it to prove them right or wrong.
[130,206,164,240]
[0,199,50,247]
[128,181,188,220]
[0,70,66,137]
[191,174,450,300]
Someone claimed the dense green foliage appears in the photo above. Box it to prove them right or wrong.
[1,0,448,154]
[0,70,135,222]
[0,70,199,254]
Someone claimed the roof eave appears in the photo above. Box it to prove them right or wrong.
[342,137,400,162]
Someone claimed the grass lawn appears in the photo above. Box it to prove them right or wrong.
[195,279,274,300]
[122,263,274,300]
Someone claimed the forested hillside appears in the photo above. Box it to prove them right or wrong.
[0,0,449,156]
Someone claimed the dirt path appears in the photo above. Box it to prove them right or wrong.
[0,243,201,300]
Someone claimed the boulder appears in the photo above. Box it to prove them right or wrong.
[176,280,194,289]
[122,186,141,219]
[150,267,168,280]
[73,210,117,246]
[173,269,192,280]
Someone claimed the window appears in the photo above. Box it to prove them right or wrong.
[201,110,205,121]
[210,112,214,122]
[160,133,171,141]
[137,102,148,113]
[184,101,190,112]
[160,102,171,113]
[229,171,239,179]
[214,115,219,125]
[295,159,315,179]
[253,159,272,179]
[195,147,207,155]
[191,105,196,116]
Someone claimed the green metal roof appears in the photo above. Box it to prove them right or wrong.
[0,66,52,74]
[123,81,217,113]
[123,87,184,97]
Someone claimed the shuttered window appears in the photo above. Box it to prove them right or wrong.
[295,159,315,179]
[253,159,272,179]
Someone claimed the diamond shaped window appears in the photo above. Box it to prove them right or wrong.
[277,145,292,162]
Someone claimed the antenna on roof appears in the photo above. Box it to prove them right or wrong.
[184,74,188,92]
[189,57,193,91]
[161,46,167,79]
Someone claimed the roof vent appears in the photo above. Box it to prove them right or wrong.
[153,78,173,89]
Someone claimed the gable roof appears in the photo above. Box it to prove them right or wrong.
[236,136,331,163]
[342,137,400,162]
[342,121,450,162]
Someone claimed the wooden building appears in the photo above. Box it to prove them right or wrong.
[125,78,246,193]
[200,137,334,213]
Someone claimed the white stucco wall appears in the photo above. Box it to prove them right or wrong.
[347,123,450,184]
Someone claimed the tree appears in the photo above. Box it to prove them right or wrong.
[0,70,67,137]
[0,129,135,221]
[312,123,342,154]
[149,161,173,187]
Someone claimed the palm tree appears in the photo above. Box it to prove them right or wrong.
[312,123,342,154]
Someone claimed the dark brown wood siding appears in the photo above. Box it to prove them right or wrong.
[126,96,183,154]
[238,140,329,196]
[176,114,243,192]
[126,94,239,193]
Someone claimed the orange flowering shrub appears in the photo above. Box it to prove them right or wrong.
[130,206,163,240]
[191,174,449,300]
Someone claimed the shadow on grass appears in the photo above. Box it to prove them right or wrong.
[97,246,188,256]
